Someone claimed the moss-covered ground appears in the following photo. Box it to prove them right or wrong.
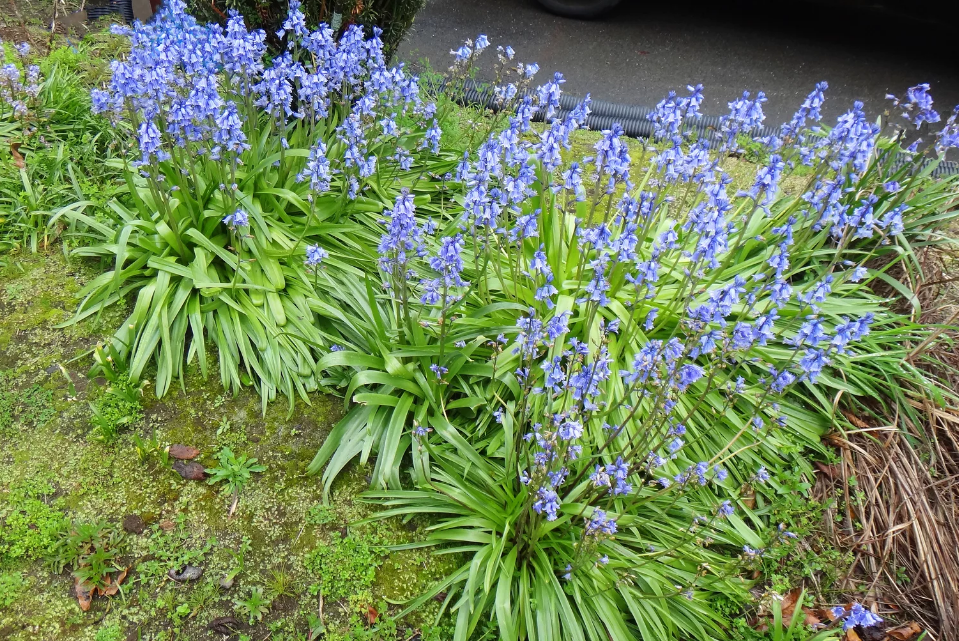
[0,251,457,641]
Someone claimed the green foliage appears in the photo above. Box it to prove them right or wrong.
[90,345,148,440]
[0,479,68,564]
[304,531,386,605]
[0,371,56,435]
[55,6,452,412]
[266,566,295,598]
[304,115,959,641]
[90,380,144,442]
[316,609,453,641]
[767,590,841,641]
[205,446,266,495]
[0,570,26,610]
[233,585,272,625]
[132,429,171,465]
[94,622,124,641]
[183,579,220,618]
[57,153,337,409]
[751,466,853,597]
[138,516,215,582]
[0,39,123,255]
[306,503,336,525]
[49,521,125,590]
[223,535,254,585]
[2,24,958,641]
[88,344,145,442]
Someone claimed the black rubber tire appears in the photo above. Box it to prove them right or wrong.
[536,0,623,19]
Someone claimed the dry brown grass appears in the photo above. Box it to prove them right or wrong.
[816,219,959,640]
[818,405,959,640]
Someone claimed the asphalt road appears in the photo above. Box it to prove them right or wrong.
[396,0,959,129]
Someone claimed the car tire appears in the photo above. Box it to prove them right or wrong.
[536,0,623,19]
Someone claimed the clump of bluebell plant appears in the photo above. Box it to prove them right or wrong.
[69,1,959,639]
[319,34,958,641]
[1,40,41,130]
[67,0,446,407]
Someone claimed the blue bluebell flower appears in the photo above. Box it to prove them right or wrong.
[585,509,618,536]
[222,209,249,229]
[305,245,328,267]
[887,83,940,126]
[533,487,561,521]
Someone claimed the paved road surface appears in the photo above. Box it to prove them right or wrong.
[397,0,959,129]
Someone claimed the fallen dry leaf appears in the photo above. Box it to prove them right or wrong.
[842,411,870,429]
[75,577,93,611]
[100,568,128,596]
[845,629,863,641]
[366,604,379,625]
[800,606,821,627]
[823,434,849,450]
[173,460,206,480]
[209,615,241,635]
[741,483,756,509]
[782,588,808,627]
[10,142,24,169]
[820,606,839,622]
[886,622,922,641]
[781,588,802,625]
[168,444,200,460]
[814,462,841,478]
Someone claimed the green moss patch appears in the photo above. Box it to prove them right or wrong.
[0,250,454,640]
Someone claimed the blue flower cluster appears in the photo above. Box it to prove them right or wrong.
[1,41,41,118]
[92,0,438,200]
[92,3,959,611]
[830,602,883,632]
[380,35,959,589]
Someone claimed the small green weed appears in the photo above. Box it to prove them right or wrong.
[132,429,170,466]
[49,521,125,591]
[206,447,266,495]
[756,466,854,598]
[184,579,220,617]
[90,384,143,442]
[206,447,265,514]
[222,536,253,586]
[728,589,843,641]
[0,370,56,434]
[306,503,336,526]
[89,381,144,442]
[317,605,453,641]
[88,343,145,442]
[0,570,25,610]
[305,531,387,607]
[234,586,272,625]
[138,516,215,583]
[0,479,68,563]
[94,622,124,641]
[266,566,295,599]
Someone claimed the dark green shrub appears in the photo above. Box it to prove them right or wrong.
[188,0,425,59]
